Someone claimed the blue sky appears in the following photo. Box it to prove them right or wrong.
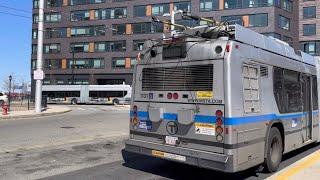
[0,0,32,89]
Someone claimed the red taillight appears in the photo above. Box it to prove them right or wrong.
[226,44,230,52]
[216,118,223,126]
[173,93,179,99]
[216,110,223,118]
[167,93,172,99]
[133,105,137,112]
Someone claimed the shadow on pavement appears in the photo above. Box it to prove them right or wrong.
[121,142,320,180]
[121,150,263,180]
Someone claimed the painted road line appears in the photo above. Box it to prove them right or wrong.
[267,150,320,180]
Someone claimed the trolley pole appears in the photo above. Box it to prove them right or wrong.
[35,0,45,113]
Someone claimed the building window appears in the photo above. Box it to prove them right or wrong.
[133,39,145,51]
[303,24,316,36]
[303,6,316,19]
[45,59,62,69]
[94,7,127,19]
[249,14,268,27]
[300,41,320,55]
[132,22,163,34]
[33,0,39,8]
[71,26,106,37]
[32,45,37,54]
[44,44,61,54]
[33,14,39,24]
[69,0,106,6]
[282,36,292,46]
[112,24,126,35]
[278,15,290,30]
[262,32,281,40]
[32,29,38,39]
[70,42,90,53]
[31,60,36,70]
[280,0,292,12]
[131,58,137,68]
[45,28,67,38]
[134,6,146,17]
[94,41,126,52]
[221,15,243,25]
[224,0,242,9]
[68,58,104,69]
[112,58,126,69]
[46,0,63,8]
[45,13,61,22]
[200,0,219,11]
[152,4,170,16]
[71,10,90,21]
[174,1,191,12]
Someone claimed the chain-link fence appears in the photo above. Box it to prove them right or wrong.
[8,94,47,111]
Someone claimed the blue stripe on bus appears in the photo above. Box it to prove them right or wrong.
[130,111,319,125]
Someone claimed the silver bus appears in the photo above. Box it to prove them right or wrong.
[124,24,320,173]
[42,84,131,105]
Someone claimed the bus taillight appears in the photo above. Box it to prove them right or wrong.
[167,93,173,99]
[132,105,139,126]
[216,110,223,142]
[173,93,179,100]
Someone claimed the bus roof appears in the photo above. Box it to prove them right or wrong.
[234,25,315,66]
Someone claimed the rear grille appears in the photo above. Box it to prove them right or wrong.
[142,65,213,91]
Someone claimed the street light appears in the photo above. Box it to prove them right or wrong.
[8,75,12,111]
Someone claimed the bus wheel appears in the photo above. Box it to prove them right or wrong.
[264,127,283,172]
[71,98,78,105]
[113,99,119,105]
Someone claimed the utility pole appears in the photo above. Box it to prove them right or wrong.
[71,47,75,85]
[35,0,45,113]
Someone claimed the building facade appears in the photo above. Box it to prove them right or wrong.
[299,0,320,57]
[32,0,297,86]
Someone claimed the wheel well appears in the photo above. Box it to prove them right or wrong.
[271,122,285,152]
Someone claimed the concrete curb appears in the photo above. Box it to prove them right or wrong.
[0,108,72,120]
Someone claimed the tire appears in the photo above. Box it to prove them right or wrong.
[113,99,119,105]
[0,100,4,106]
[264,127,283,172]
[71,98,78,105]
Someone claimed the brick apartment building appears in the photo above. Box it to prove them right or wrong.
[32,0,298,86]
[299,0,320,57]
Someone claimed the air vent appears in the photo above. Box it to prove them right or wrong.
[260,66,268,77]
[142,65,213,91]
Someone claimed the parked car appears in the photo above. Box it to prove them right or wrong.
[0,92,8,106]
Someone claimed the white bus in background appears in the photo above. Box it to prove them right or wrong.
[42,84,132,105]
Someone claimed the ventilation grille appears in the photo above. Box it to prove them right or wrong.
[142,65,213,91]
[260,66,268,77]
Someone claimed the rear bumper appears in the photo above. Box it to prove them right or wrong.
[125,139,234,173]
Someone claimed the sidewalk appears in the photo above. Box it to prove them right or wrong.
[0,105,71,120]
[267,149,320,180]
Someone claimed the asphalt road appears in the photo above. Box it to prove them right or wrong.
[0,105,129,180]
[1,105,319,180]
[43,140,320,180]
[0,105,129,152]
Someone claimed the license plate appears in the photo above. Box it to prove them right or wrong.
[152,150,186,162]
[165,136,178,145]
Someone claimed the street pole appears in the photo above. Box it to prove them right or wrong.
[71,48,75,85]
[8,75,12,111]
[35,0,44,113]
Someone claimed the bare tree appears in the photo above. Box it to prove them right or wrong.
[2,75,17,93]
